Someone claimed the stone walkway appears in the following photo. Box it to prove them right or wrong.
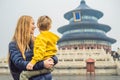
[0,74,120,80]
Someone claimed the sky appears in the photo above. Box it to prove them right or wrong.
[0,0,120,58]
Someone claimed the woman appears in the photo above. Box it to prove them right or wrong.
[8,15,58,80]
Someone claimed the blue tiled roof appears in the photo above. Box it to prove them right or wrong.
[64,0,103,20]
[58,32,116,44]
[76,0,90,9]
[58,22,111,33]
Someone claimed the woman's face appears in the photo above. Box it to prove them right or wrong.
[30,18,36,35]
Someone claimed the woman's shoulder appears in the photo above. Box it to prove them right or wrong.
[9,40,17,47]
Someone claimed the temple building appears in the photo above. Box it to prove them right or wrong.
[58,0,116,52]
[53,0,120,75]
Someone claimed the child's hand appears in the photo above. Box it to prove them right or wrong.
[26,62,34,70]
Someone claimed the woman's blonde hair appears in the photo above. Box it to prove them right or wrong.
[37,15,52,31]
[12,15,32,59]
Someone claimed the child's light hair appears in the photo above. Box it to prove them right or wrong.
[37,15,52,31]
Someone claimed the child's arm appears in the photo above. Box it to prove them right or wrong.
[33,56,58,70]
[30,36,47,66]
[26,57,54,70]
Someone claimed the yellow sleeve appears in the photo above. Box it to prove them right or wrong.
[30,36,47,65]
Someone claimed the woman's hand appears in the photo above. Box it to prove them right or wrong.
[26,62,34,70]
[44,58,54,69]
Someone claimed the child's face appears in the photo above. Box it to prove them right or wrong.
[48,24,52,30]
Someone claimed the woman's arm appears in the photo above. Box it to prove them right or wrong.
[33,56,58,70]
[52,55,58,65]
[9,41,44,70]
[9,42,28,70]
[9,41,58,70]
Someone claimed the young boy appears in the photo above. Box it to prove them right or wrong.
[20,15,60,80]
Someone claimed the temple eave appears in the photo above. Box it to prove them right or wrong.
[58,37,116,44]
[58,23,111,33]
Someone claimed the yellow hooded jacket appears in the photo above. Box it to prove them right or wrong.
[30,31,60,65]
